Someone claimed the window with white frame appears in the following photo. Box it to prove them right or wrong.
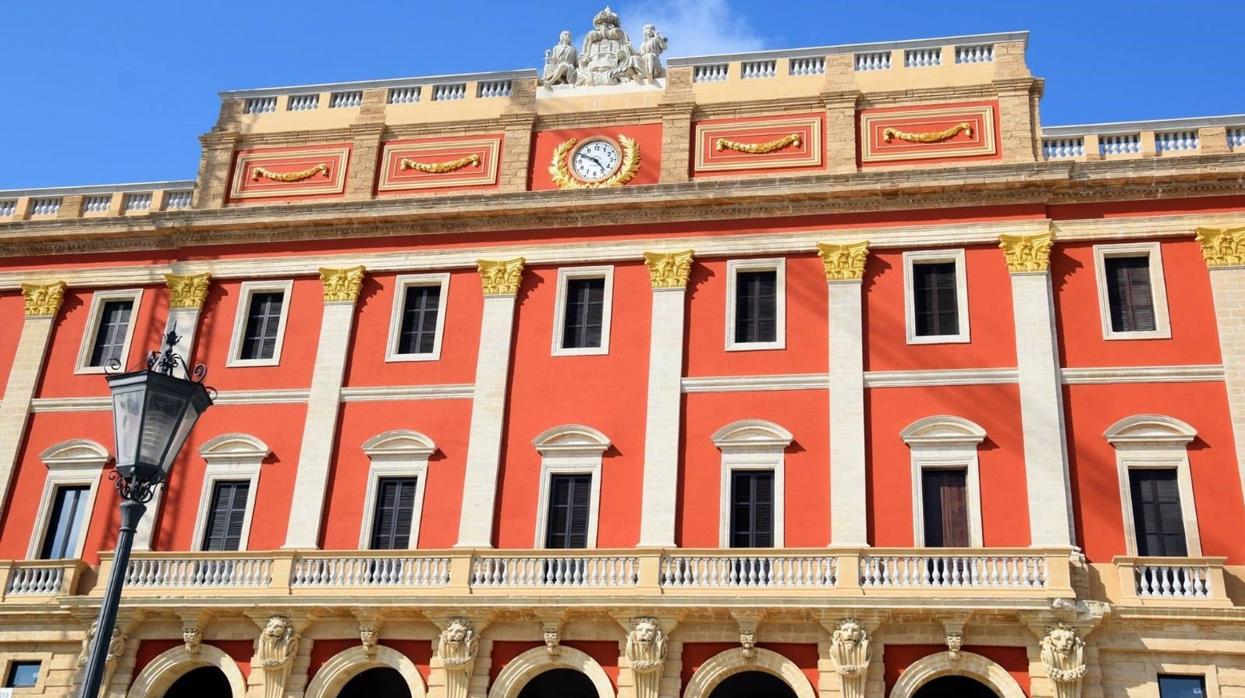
[532,425,611,548]
[903,249,969,344]
[75,289,142,373]
[227,280,293,366]
[386,274,450,362]
[1093,243,1171,340]
[1105,415,1201,557]
[712,419,793,547]
[901,416,987,547]
[359,429,435,549]
[726,259,785,350]
[552,266,614,356]
[191,434,269,552]
[28,440,110,560]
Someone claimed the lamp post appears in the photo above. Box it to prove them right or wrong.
[80,329,213,698]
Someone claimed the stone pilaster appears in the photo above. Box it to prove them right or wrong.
[195,131,241,209]
[1196,227,1245,508]
[1000,232,1074,546]
[1199,126,1230,155]
[499,78,537,193]
[344,122,386,201]
[0,282,66,521]
[637,251,693,547]
[819,242,871,545]
[282,267,366,549]
[821,55,860,175]
[135,272,213,550]
[994,77,1042,164]
[455,259,525,547]
[658,67,695,184]
[57,195,84,220]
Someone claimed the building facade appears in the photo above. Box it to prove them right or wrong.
[0,12,1244,698]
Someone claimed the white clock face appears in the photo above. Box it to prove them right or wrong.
[570,139,621,182]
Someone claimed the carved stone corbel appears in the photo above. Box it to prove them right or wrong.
[255,615,300,698]
[175,610,213,658]
[730,609,765,662]
[941,614,970,661]
[824,618,871,698]
[1039,623,1087,698]
[433,616,484,698]
[535,610,568,656]
[623,617,669,698]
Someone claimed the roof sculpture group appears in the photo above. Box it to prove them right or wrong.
[542,6,668,87]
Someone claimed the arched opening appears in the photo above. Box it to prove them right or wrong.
[912,675,999,698]
[337,667,411,698]
[516,668,598,698]
[708,671,798,698]
[163,666,232,698]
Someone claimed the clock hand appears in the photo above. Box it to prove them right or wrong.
[583,154,605,169]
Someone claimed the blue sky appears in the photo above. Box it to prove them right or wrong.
[2,0,1242,189]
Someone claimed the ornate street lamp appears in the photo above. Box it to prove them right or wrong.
[80,330,213,698]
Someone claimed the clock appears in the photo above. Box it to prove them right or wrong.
[569,137,622,183]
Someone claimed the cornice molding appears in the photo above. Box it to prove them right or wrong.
[339,384,475,402]
[1059,365,1224,385]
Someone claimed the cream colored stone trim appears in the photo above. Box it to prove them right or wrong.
[26,439,110,561]
[901,416,986,547]
[551,266,615,357]
[1093,242,1172,341]
[358,430,435,550]
[828,276,867,546]
[638,280,688,547]
[725,258,785,351]
[226,280,294,368]
[682,647,816,698]
[903,248,969,345]
[126,645,247,698]
[532,425,611,549]
[304,645,426,698]
[190,434,269,552]
[385,273,450,363]
[888,651,1026,698]
[1106,414,1203,557]
[486,645,614,698]
[714,420,792,547]
[340,384,475,402]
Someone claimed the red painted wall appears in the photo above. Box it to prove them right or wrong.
[1064,382,1245,563]
[0,292,25,388]
[864,245,1017,372]
[866,385,1030,547]
[681,643,819,692]
[492,263,651,549]
[883,645,1029,696]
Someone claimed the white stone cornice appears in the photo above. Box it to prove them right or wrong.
[682,374,827,393]
[339,384,475,402]
[1060,365,1225,384]
[865,368,1019,388]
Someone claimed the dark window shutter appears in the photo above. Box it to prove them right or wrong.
[1130,469,1188,557]
[39,485,90,559]
[370,477,419,549]
[201,481,251,551]
[397,285,442,355]
[913,263,959,337]
[240,292,285,360]
[730,470,775,548]
[1105,256,1156,332]
[88,299,135,367]
[562,278,606,349]
[922,469,969,547]
[545,474,592,549]
[734,270,778,344]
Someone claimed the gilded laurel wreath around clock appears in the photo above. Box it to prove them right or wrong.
[549,135,641,189]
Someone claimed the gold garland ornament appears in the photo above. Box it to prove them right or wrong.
[251,163,331,182]
[400,154,482,174]
[549,135,641,189]
[882,122,973,144]
[715,133,802,154]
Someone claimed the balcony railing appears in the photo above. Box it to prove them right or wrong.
[1114,556,1231,607]
[0,560,88,599]
[49,548,1077,604]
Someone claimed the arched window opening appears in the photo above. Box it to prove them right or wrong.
[911,675,999,698]
[516,668,599,698]
[707,671,798,698]
[337,667,411,698]
[162,666,232,698]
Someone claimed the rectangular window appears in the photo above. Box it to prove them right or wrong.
[1130,468,1188,557]
[1158,676,1206,698]
[201,480,251,552]
[87,299,135,368]
[730,470,774,548]
[369,477,418,550]
[544,474,591,549]
[734,270,778,344]
[562,278,606,350]
[5,661,40,688]
[396,285,442,355]
[239,292,285,361]
[921,469,970,547]
[39,485,90,560]
[1105,256,1156,333]
[912,262,959,337]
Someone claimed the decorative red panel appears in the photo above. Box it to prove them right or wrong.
[228,144,350,201]
[377,135,502,195]
[859,102,998,165]
[693,114,823,175]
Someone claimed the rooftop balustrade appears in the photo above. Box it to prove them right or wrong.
[0,181,195,222]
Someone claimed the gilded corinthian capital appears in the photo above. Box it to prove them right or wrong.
[164,273,211,309]
[477,258,526,296]
[817,241,869,281]
[999,231,1054,273]
[20,281,67,317]
[643,250,693,289]
[1196,226,1245,267]
[320,265,366,303]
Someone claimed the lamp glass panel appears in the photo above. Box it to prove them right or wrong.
[110,386,144,468]
[138,386,188,476]
[160,395,203,475]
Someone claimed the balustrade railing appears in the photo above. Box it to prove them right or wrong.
[5,562,75,596]
[1114,556,1229,606]
[123,555,273,588]
[693,64,730,82]
[660,553,837,589]
[853,51,891,71]
[741,60,777,80]
[788,57,825,76]
[860,552,1048,589]
[1135,563,1211,598]
[470,554,639,588]
[292,555,451,588]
